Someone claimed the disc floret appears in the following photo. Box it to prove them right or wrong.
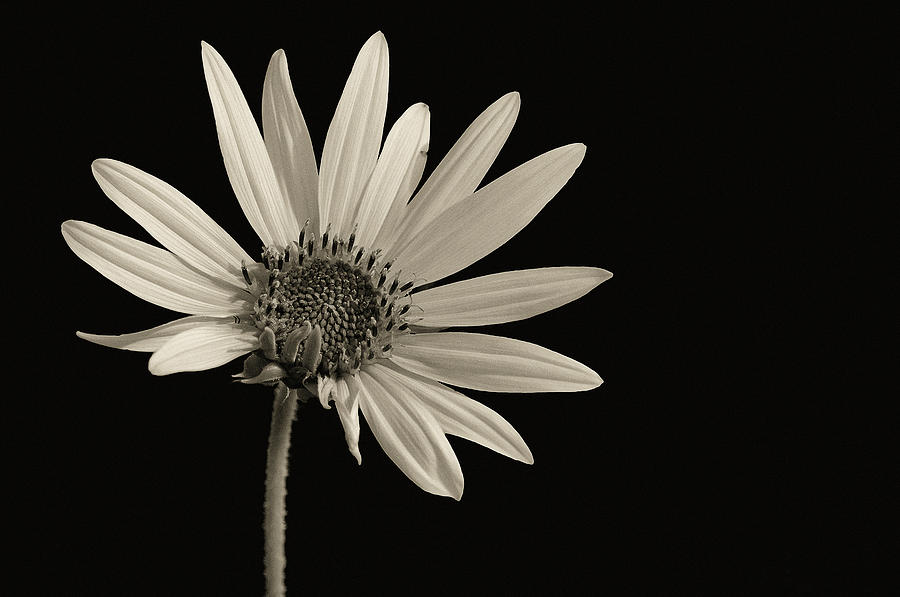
[236,222,416,396]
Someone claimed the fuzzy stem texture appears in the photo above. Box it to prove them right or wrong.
[264,386,298,597]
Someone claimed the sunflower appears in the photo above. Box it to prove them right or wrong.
[61,31,611,594]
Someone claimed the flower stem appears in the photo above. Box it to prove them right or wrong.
[264,386,298,597]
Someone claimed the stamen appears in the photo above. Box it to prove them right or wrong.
[298,219,308,248]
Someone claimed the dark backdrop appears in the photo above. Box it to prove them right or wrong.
[12,4,884,596]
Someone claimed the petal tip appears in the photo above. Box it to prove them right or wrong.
[364,31,388,54]
[90,158,109,172]
[147,356,165,376]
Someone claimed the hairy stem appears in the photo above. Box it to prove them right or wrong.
[264,386,298,597]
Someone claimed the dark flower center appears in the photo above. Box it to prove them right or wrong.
[244,223,416,382]
[267,258,380,368]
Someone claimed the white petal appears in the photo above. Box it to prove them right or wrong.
[387,92,520,253]
[378,362,533,463]
[334,376,362,464]
[76,315,232,352]
[91,159,253,286]
[413,267,612,328]
[62,220,249,316]
[202,42,297,247]
[354,103,430,250]
[262,49,319,234]
[392,143,586,287]
[318,31,389,240]
[357,367,464,499]
[317,376,336,409]
[148,323,259,375]
[391,332,602,393]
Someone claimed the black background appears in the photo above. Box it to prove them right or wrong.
[11,4,890,596]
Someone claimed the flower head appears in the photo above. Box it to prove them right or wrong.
[62,32,611,500]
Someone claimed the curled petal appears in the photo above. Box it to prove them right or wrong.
[334,376,362,464]
[317,376,336,409]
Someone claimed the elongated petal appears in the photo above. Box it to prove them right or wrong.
[413,267,612,328]
[76,315,231,352]
[387,92,520,252]
[334,376,362,464]
[357,367,464,499]
[378,362,533,463]
[318,32,389,240]
[354,103,430,250]
[148,323,259,375]
[391,332,602,393]
[91,159,253,286]
[202,42,297,247]
[262,49,319,234]
[392,143,586,286]
[62,220,248,316]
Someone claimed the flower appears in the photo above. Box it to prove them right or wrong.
[61,32,611,501]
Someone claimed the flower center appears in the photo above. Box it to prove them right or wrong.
[265,258,379,366]
[241,222,415,390]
